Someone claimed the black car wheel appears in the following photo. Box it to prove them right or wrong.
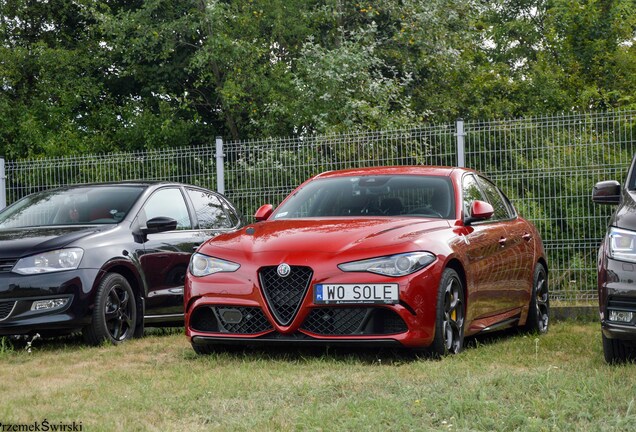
[430,268,465,356]
[524,263,549,334]
[602,333,635,364]
[83,273,137,345]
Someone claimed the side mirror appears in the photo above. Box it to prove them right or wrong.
[592,180,621,205]
[254,204,274,221]
[464,200,494,226]
[144,216,178,234]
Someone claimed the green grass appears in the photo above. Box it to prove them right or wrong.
[1,321,635,431]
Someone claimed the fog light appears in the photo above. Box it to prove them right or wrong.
[609,310,634,323]
[31,298,69,311]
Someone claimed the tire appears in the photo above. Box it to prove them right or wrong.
[602,333,634,364]
[524,263,549,334]
[83,273,137,346]
[430,268,465,357]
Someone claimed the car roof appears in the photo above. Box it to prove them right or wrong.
[312,166,468,179]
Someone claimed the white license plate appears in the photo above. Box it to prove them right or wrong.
[314,284,399,305]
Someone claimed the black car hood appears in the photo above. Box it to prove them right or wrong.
[0,226,107,259]
[612,190,636,230]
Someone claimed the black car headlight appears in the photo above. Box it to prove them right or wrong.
[190,253,240,277]
[12,248,84,275]
[608,227,636,263]
[338,252,436,277]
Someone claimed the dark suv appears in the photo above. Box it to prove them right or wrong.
[593,154,636,363]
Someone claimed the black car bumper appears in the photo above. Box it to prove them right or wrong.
[0,269,100,336]
[599,257,636,341]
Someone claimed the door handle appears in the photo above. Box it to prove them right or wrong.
[498,237,507,247]
[522,233,532,242]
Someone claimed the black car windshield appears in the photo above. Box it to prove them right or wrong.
[272,175,455,219]
[0,186,146,229]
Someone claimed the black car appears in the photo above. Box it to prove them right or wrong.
[0,182,243,345]
[593,154,636,363]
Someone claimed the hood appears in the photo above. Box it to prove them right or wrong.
[0,226,106,259]
[207,218,451,256]
[612,190,636,231]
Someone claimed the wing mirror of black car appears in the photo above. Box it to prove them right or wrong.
[592,180,621,205]
[254,204,274,221]
[464,200,495,226]
[144,216,178,234]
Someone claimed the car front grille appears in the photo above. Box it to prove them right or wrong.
[189,306,272,334]
[259,266,313,326]
[0,259,16,273]
[0,301,16,321]
[301,307,407,336]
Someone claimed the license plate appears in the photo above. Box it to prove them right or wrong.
[314,284,399,305]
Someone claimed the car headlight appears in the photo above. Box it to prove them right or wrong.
[13,248,84,275]
[190,253,240,277]
[608,227,636,263]
[338,252,436,277]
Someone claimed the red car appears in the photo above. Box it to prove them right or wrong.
[185,166,549,355]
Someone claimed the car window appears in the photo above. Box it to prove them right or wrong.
[186,188,233,229]
[0,186,145,228]
[476,176,515,220]
[143,188,192,230]
[462,174,486,218]
[272,175,455,219]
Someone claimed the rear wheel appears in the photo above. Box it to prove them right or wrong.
[430,268,465,356]
[524,263,549,334]
[83,273,137,345]
[602,333,635,364]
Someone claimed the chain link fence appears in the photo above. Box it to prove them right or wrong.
[2,110,635,303]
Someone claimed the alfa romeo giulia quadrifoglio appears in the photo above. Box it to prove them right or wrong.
[0,182,243,345]
[185,166,549,356]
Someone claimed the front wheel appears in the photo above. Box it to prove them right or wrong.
[602,333,635,364]
[430,268,465,357]
[83,273,137,345]
[524,263,549,334]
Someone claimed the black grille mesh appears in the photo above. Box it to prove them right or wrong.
[0,301,15,320]
[301,307,407,335]
[190,306,272,334]
[214,306,272,334]
[259,266,313,326]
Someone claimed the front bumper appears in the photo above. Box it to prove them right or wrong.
[598,256,636,341]
[0,268,100,336]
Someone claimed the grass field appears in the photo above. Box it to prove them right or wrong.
[1,320,635,431]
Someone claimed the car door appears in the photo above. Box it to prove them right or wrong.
[459,174,517,320]
[136,187,203,322]
[476,175,534,310]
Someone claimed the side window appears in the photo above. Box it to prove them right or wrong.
[462,174,485,218]
[186,188,232,229]
[477,176,514,220]
[143,188,192,230]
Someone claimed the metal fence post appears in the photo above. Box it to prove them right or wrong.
[0,157,6,210]
[456,118,465,167]
[215,136,225,195]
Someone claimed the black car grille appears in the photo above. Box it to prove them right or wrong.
[607,297,636,312]
[0,259,16,273]
[0,301,16,320]
[190,306,272,334]
[301,307,407,336]
[259,266,313,326]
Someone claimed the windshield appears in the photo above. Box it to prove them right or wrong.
[0,186,146,229]
[272,175,455,219]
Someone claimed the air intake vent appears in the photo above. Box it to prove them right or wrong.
[0,301,16,321]
[0,259,17,273]
[259,266,313,326]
